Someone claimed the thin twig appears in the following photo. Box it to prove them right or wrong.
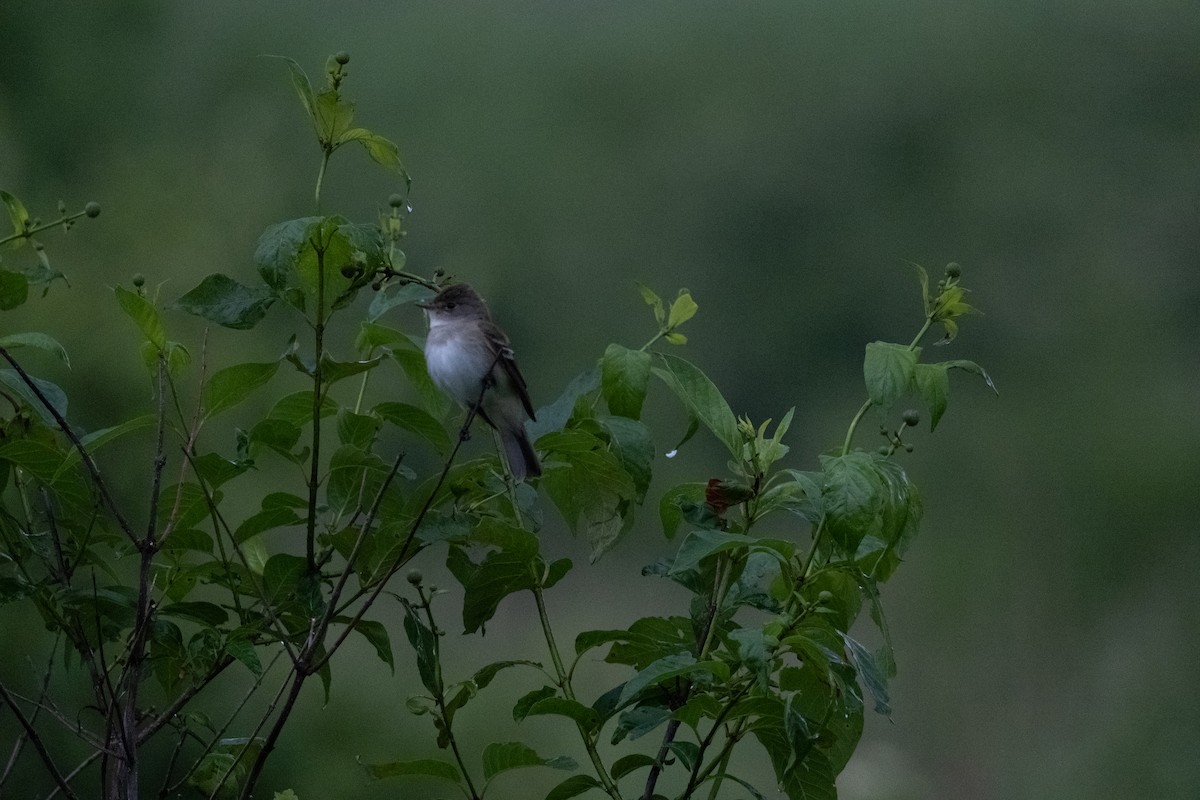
[0,346,136,542]
[0,681,80,800]
[0,641,59,788]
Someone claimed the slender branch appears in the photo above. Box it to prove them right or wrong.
[305,237,329,574]
[0,681,80,800]
[144,355,169,543]
[0,641,59,788]
[532,582,623,800]
[236,667,307,800]
[0,347,136,542]
[43,750,103,800]
[0,208,91,247]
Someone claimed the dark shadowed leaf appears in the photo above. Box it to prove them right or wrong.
[175,273,276,330]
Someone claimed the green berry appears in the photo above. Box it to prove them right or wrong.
[817,590,834,604]
[132,273,146,288]
[945,262,961,278]
[406,569,423,586]
[334,51,350,65]
[902,409,920,427]
[905,444,914,453]
[371,281,383,291]
[878,446,890,455]
[388,193,405,208]
[340,265,358,278]
[84,201,101,218]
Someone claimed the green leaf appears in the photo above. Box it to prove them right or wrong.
[0,270,29,310]
[174,273,276,330]
[262,554,307,606]
[636,282,665,325]
[910,260,930,310]
[670,529,754,576]
[273,56,315,121]
[318,353,382,385]
[853,457,922,582]
[473,659,542,691]
[481,742,576,783]
[0,369,67,427]
[612,705,672,744]
[524,697,599,732]
[651,352,740,456]
[452,521,541,633]
[368,283,434,321]
[159,601,229,627]
[617,653,726,708]
[610,753,658,780]
[115,285,166,349]
[338,128,410,181]
[600,416,653,502]
[267,390,337,427]
[255,217,320,292]
[513,686,558,723]
[658,482,706,539]
[350,619,394,674]
[914,362,950,431]
[54,414,156,480]
[313,88,355,145]
[601,344,652,420]
[943,359,999,394]
[666,289,698,329]
[1,190,30,236]
[224,635,262,676]
[0,333,70,366]
[863,341,918,410]
[374,401,450,454]
[202,361,280,418]
[539,431,636,562]
[361,757,462,784]
[545,774,603,800]
[528,367,600,439]
[400,600,440,695]
[820,451,884,556]
[234,506,303,544]
[841,632,890,716]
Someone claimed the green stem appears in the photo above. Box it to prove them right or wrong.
[306,238,328,573]
[314,149,331,212]
[420,589,481,800]
[0,210,90,247]
[532,583,623,800]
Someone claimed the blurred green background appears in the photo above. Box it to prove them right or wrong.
[2,2,1199,798]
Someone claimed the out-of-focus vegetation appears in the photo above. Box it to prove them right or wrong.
[1,3,1197,798]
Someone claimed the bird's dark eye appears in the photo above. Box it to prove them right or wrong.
[445,302,456,310]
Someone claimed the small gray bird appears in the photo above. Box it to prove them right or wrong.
[417,284,542,481]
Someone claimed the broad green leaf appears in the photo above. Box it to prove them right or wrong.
[159,601,229,627]
[524,697,599,731]
[528,367,599,439]
[658,482,706,539]
[841,632,890,716]
[262,554,307,606]
[202,361,279,418]
[313,88,355,145]
[224,634,262,676]
[600,416,653,501]
[0,270,29,310]
[234,506,302,543]
[350,618,394,674]
[114,285,166,349]
[54,414,155,480]
[666,289,698,329]
[255,217,319,292]
[374,401,450,454]
[318,354,382,385]
[267,390,337,427]
[451,521,541,633]
[914,362,950,431]
[0,333,70,366]
[539,430,635,562]
[854,457,922,582]
[361,757,462,784]
[513,686,558,723]
[602,616,695,670]
[473,659,542,691]
[911,261,930,310]
[338,128,410,180]
[863,341,918,410]
[612,705,672,744]
[545,774,603,800]
[820,452,884,556]
[601,344,651,420]
[272,56,315,120]
[367,282,434,322]
[617,653,727,708]
[400,599,440,695]
[610,753,658,780]
[174,273,276,330]
[336,410,380,450]
[481,742,575,783]
[729,626,773,690]
[651,352,740,456]
[0,190,30,236]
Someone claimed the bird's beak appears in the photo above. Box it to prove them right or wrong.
[415,300,435,310]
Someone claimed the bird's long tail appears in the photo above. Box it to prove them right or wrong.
[501,428,542,482]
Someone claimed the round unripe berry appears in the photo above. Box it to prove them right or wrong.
[334,51,350,65]
[371,281,383,291]
[902,409,920,427]
[388,193,405,208]
[340,265,358,278]
[132,273,146,288]
[945,262,961,278]
[84,202,101,218]
[406,569,423,586]
[817,590,834,604]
